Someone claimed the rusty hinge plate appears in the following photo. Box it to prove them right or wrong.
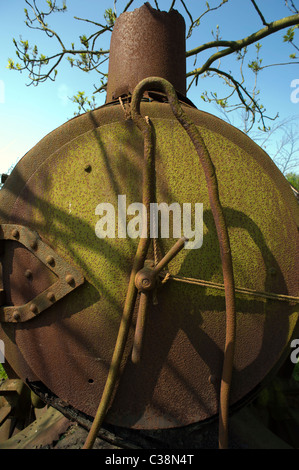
[0,224,84,323]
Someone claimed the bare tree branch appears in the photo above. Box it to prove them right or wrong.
[180,0,193,27]
[123,0,135,13]
[74,16,113,31]
[186,13,299,72]
[258,60,299,69]
[285,0,299,14]
[169,0,176,11]
[206,67,277,131]
[186,0,229,38]
[7,0,299,126]
[250,0,269,26]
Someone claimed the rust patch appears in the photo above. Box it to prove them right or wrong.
[106,3,186,102]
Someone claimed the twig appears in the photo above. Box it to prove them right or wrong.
[187,0,229,38]
[74,16,113,30]
[207,67,278,131]
[250,0,269,26]
[180,0,193,26]
[169,0,176,11]
[186,13,299,76]
[123,0,135,13]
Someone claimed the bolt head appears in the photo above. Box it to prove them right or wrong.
[29,303,38,314]
[12,311,20,321]
[47,292,55,302]
[46,255,55,266]
[135,268,156,292]
[65,274,75,286]
[11,229,19,239]
[30,239,38,250]
[209,375,218,385]
[24,269,33,279]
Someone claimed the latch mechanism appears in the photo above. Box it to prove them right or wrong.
[0,224,84,323]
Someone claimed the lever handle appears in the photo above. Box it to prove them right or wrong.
[131,291,149,364]
[132,237,188,364]
[152,237,188,276]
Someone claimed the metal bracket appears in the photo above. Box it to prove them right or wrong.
[0,224,84,323]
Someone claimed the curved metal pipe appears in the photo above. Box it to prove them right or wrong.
[83,76,236,450]
[131,77,236,449]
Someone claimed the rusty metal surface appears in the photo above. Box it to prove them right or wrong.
[105,3,186,102]
[0,224,84,322]
[0,100,298,431]
[131,78,236,449]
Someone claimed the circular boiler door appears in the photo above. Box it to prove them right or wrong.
[0,100,298,430]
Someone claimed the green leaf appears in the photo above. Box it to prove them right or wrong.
[292,359,299,381]
[40,54,48,64]
[0,365,7,380]
[283,26,295,43]
[80,35,89,48]
[104,8,116,27]
[286,172,299,191]
[7,58,15,69]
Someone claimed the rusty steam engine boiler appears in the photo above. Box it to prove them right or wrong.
[0,4,298,449]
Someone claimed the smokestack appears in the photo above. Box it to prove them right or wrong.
[105,2,186,103]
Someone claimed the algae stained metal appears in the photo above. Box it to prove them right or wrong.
[0,2,298,446]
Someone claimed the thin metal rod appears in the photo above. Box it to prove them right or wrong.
[82,239,149,449]
[152,236,188,275]
[82,107,155,450]
[131,236,187,364]
[131,291,150,364]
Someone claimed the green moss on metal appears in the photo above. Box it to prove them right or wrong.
[6,107,298,409]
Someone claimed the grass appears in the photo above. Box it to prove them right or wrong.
[0,364,8,380]
[293,361,299,382]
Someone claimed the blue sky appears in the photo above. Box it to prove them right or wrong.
[0,0,298,175]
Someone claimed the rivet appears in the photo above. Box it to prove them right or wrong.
[46,255,55,266]
[30,239,38,250]
[12,311,20,321]
[209,375,217,385]
[12,229,19,239]
[29,303,38,314]
[84,164,92,173]
[24,269,33,279]
[47,291,55,302]
[142,278,150,288]
[65,274,75,286]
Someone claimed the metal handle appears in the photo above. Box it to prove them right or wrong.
[132,236,188,364]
